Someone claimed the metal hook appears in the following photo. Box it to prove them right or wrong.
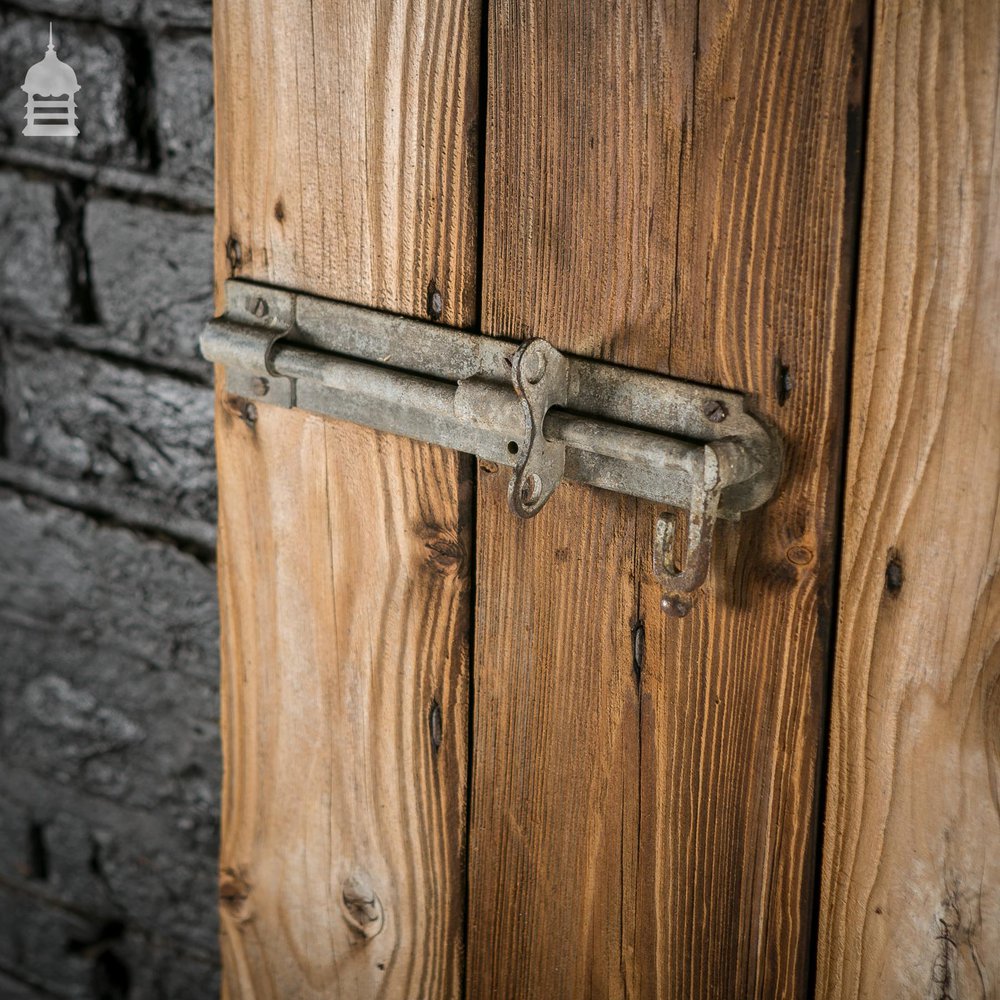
[654,445,723,616]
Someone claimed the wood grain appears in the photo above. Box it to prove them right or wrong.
[216,411,472,998]
[213,0,480,995]
[467,2,869,996]
[816,2,1000,997]
[215,0,480,323]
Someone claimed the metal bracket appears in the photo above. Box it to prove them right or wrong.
[202,280,782,610]
[508,339,568,517]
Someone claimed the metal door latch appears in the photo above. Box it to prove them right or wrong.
[202,280,782,613]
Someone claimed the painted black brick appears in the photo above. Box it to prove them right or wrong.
[0,0,220,990]
[0,968,62,998]
[0,888,107,998]
[0,883,219,998]
[3,337,216,524]
[154,34,213,186]
[0,489,219,953]
[5,0,141,29]
[0,488,217,676]
[143,0,211,29]
[0,12,140,167]
[1,1,212,30]
[0,172,75,322]
[84,198,214,369]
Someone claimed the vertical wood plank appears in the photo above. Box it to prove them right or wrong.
[215,0,480,322]
[638,2,869,995]
[469,475,640,998]
[468,7,694,993]
[216,415,472,997]
[817,2,1000,996]
[212,0,480,995]
[467,2,869,996]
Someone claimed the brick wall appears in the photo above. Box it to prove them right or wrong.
[0,1,219,996]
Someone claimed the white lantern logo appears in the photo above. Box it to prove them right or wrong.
[22,24,80,138]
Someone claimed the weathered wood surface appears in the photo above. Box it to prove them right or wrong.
[215,414,472,998]
[214,0,480,324]
[816,2,1000,997]
[466,2,869,997]
[213,0,480,995]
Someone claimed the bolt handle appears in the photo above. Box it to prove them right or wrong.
[507,338,569,518]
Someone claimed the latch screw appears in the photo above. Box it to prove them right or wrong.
[523,352,547,384]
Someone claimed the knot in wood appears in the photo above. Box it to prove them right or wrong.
[219,867,253,923]
[341,873,385,940]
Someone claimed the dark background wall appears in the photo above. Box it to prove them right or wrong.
[0,1,220,996]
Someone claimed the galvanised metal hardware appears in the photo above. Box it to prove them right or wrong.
[202,280,782,613]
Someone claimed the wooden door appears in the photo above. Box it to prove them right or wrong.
[209,0,999,996]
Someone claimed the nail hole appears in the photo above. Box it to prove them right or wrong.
[428,699,442,753]
[225,234,242,274]
[631,620,645,685]
[885,549,904,595]
[507,441,519,455]
[776,360,793,406]
[702,399,728,422]
[426,280,443,320]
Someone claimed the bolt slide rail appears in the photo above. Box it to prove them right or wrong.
[202,280,782,608]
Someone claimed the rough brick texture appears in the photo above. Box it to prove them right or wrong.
[153,35,213,186]
[0,172,75,321]
[145,0,210,28]
[0,12,141,166]
[10,0,213,29]
[6,0,141,28]
[0,0,218,993]
[3,337,216,522]
[84,199,214,368]
[0,490,220,992]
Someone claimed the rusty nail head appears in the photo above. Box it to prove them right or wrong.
[524,350,547,385]
[703,399,728,423]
